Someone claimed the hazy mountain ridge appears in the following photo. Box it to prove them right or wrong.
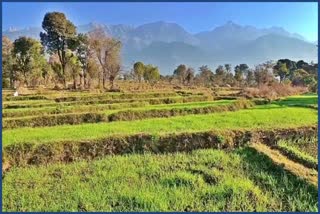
[3,21,317,74]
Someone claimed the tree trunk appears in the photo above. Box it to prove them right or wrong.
[62,64,67,88]
[73,75,77,90]
[79,74,83,86]
[110,76,115,90]
[102,75,106,89]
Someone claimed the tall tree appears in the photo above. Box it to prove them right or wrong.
[40,12,77,87]
[88,28,121,89]
[12,37,46,86]
[74,33,90,87]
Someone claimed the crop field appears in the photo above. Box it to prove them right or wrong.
[1,89,318,212]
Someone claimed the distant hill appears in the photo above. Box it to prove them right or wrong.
[3,21,317,74]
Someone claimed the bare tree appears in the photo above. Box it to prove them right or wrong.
[88,28,121,89]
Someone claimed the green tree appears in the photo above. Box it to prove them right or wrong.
[74,33,90,87]
[273,62,289,82]
[2,36,15,88]
[40,12,77,87]
[66,53,82,89]
[133,61,145,82]
[144,65,160,85]
[12,37,46,86]
[224,64,232,73]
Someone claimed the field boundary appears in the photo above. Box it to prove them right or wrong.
[2,100,253,129]
[3,125,317,171]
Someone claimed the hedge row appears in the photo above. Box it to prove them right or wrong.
[3,126,316,169]
[3,100,252,129]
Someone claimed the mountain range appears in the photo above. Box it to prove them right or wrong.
[3,21,317,74]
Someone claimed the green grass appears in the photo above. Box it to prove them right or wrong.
[3,100,233,118]
[3,148,317,212]
[273,95,318,107]
[274,138,318,169]
[3,105,317,146]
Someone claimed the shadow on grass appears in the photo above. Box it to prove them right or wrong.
[236,147,318,211]
[273,96,318,107]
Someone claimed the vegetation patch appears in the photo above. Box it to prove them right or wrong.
[273,138,318,169]
[3,148,317,212]
[3,126,316,168]
[3,105,316,147]
[3,100,252,129]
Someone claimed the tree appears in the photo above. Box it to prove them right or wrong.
[215,65,226,86]
[234,64,249,86]
[106,53,121,89]
[74,33,90,87]
[185,67,195,85]
[198,65,214,87]
[273,62,289,82]
[224,64,232,73]
[245,70,255,86]
[88,28,122,89]
[133,61,145,82]
[12,37,46,86]
[40,12,77,87]
[144,64,160,85]
[66,53,82,89]
[173,64,187,84]
[86,57,100,88]
[254,64,275,86]
[2,36,14,88]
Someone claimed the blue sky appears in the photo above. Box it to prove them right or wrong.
[2,2,318,42]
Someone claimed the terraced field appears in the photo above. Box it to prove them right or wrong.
[2,90,318,212]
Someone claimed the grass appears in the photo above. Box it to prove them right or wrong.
[3,105,317,146]
[2,95,210,109]
[2,148,317,212]
[273,95,318,107]
[3,100,233,118]
[274,138,318,169]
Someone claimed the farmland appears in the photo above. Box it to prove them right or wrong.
[1,87,318,212]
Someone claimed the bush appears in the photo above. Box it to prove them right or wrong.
[243,83,308,100]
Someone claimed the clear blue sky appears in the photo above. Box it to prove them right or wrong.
[2,2,318,42]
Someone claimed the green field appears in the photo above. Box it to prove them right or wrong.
[3,105,316,146]
[2,92,318,212]
[3,148,317,212]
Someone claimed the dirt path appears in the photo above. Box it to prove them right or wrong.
[250,143,318,187]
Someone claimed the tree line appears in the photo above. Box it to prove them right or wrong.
[2,12,123,90]
[2,11,318,92]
